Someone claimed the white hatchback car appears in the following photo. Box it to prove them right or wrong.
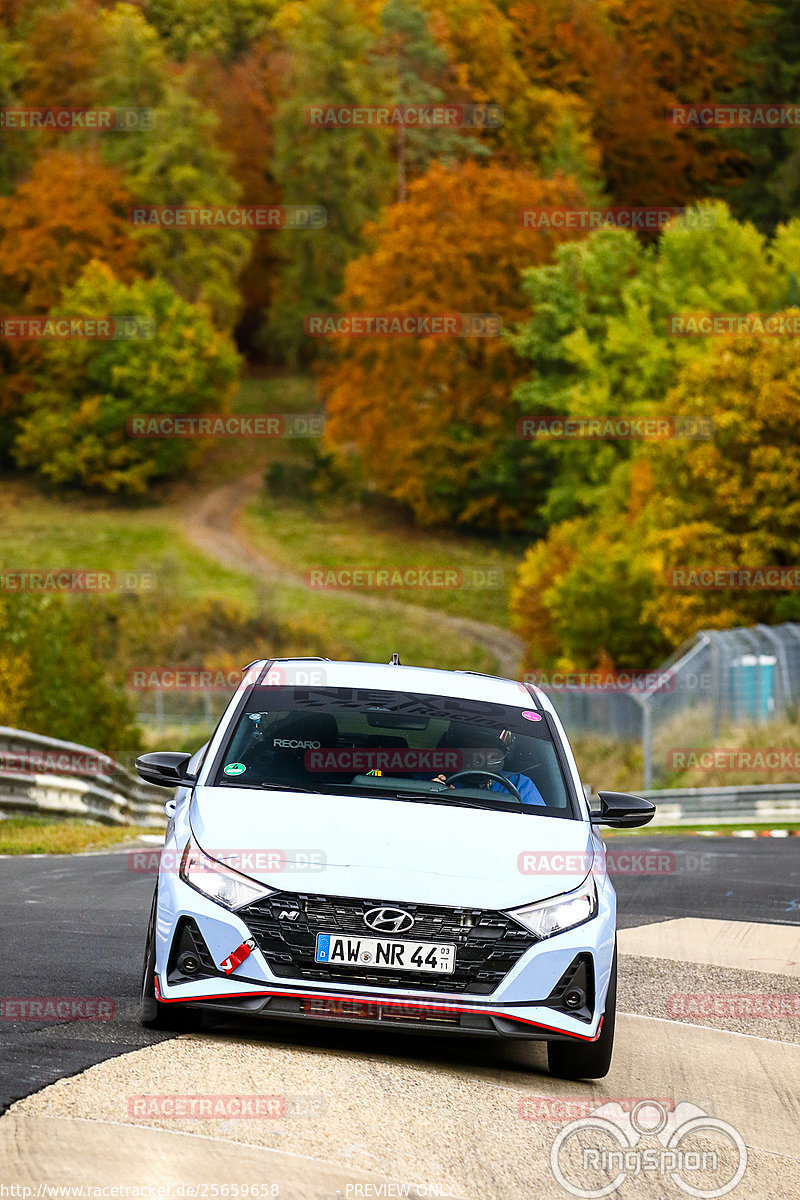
[136,658,654,1078]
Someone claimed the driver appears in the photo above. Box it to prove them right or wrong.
[434,727,547,807]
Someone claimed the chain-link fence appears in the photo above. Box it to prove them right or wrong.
[536,623,800,788]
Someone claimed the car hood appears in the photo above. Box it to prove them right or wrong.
[189,786,595,909]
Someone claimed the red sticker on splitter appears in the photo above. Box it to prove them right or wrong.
[220,938,255,975]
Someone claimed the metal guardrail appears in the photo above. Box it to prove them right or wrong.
[639,783,800,825]
[0,727,166,828]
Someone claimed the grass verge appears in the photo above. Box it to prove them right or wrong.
[0,814,160,855]
[601,822,800,837]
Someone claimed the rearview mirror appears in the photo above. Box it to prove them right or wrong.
[591,790,655,829]
[135,751,197,789]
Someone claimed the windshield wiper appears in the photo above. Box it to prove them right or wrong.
[401,792,498,809]
[215,780,322,793]
[259,782,322,793]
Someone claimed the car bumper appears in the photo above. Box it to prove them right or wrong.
[154,873,616,1042]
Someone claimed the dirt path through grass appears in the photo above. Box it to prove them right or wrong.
[181,474,524,677]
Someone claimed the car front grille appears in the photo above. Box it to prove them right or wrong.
[237,891,538,994]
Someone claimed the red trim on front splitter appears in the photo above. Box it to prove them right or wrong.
[153,975,603,1042]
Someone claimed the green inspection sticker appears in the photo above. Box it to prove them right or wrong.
[223,762,247,776]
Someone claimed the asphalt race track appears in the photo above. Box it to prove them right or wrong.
[1,836,799,1198]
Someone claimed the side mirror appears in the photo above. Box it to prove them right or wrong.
[591,790,655,829]
[135,751,197,789]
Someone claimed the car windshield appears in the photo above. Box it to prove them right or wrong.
[209,685,578,819]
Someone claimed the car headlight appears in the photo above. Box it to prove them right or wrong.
[508,877,597,940]
[179,836,275,910]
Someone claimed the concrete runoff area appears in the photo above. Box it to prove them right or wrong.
[0,1114,436,1199]
[1,1005,798,1199]
[618,917,800,975]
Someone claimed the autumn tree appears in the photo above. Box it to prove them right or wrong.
[58,4,254,330]
[511,516,670,672]
[0,149,139,463]
[509,0,758,208]
[14,262,240,494]
[186,40,283,344]
[423,0,602,187]
[0,596,141,749]
[511,203,786,525]
[640,327,800,644]
[0,24,30,193]
[375,0,486,202]
[512,299,800,669]
[0,149,138,312]
[267,0,394,360]
[143,0,278,62]
[17,0,105,110]
[322,160,587,532]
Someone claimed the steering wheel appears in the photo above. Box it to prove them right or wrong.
[441,769,523,803]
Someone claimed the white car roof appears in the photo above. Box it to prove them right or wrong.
[246,657,548,711]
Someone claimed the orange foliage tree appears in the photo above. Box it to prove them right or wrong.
[0,148,138,462]
[0,148,138,311]
[187,40,283,341]
[322,159,587,531]
[17,0,105,110]
[509,0,758,207]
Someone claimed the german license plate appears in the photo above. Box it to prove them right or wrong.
[314,933,455,974]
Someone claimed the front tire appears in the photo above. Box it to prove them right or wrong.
[140,886,204,1031]
[547,946,616,1080]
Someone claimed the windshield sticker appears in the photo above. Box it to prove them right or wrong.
[224,762,247,776]
[521,710,542,721]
